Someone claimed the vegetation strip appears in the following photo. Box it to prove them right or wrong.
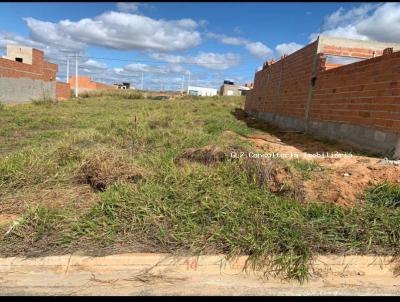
[1,95,400,282]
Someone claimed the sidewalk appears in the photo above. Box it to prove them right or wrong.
[0,253,399,296]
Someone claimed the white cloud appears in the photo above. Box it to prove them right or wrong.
[275,42,304,57]
[207,32,272,60]
[356,3,400,42]
[25,11,201,52]
[25,18,86,52]
[82,59,107,69]
[245,42,273,60]
[116,2,139,13]
[206,32,246,45]
[194,52,240,70]
[311,3,400,43]
[150,51,241,70]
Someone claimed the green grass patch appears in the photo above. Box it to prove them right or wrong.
[289,159,323,180]
[365,182,400,208]
[1,95,400,283]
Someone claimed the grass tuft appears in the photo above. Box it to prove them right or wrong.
[289,159,323,180]
[75,147,147,191]
[365,182,400,208]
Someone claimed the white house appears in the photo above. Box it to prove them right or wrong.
[187,86,218,97]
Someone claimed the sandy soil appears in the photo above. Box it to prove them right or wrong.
[224,128,400,206]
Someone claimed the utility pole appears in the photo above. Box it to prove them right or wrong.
[181,75,184,93]
[141,71,144,90]
[66,58,69,84]
[75,53,78,98]
[187,71,191,93]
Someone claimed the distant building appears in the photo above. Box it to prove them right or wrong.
[0,44,70,103]
[113,82,134,90]
[69,76,113,92]
[219,80,251,96]
[187,86,218,97]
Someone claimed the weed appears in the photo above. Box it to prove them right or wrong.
[289,159,323,180]
[365,182,400,208]
[32,91,58,106]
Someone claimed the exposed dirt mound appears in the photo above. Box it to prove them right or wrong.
[239,157,304,200]
[175,145,229,166]
[76,148,146,191]
[224,129,400,206]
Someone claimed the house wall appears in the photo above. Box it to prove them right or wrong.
[245,36,400,158]
[69,76,113,91]
[245,40,318,129]
[56,81,71,100]
[0,48,58,103]
[220,84,242,96]
[2,45,34,65]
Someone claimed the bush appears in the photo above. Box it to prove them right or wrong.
[0,102,5,111]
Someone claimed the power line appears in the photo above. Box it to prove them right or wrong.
[65,55,243,66]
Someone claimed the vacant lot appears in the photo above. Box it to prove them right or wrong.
[1,95,400,282]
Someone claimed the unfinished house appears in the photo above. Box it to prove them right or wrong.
[245,35,400,158]
[0,45,70,103]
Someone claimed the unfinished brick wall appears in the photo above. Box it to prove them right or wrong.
[245,40,318,119]
[69,76,113,91]
[56,81,71,100]
[0,47,69,103]
[312,50,400,134]
[0,49,56,80]
[321,44,383,59]
[245,36,400,157]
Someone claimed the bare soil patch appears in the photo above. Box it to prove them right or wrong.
[224,127,400,206]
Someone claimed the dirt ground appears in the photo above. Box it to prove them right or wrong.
[226,111,400,207]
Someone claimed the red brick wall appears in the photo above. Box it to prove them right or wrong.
[311,50,400,134]
[245,40,318,119]
[321,44,383,59]
[56,82,71,100]
[245,41,400,135]
[0,48,57,82]
[69,76,113,90]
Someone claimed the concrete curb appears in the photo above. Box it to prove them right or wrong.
[0,253,399,296]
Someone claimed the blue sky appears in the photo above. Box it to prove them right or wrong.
[0,2,396,90]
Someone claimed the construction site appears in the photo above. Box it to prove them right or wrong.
[1,2,400,297]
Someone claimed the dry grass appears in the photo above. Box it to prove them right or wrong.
[76,147,148,191]
[238,157,304,200]
[78,89,144,99]
[174,145,230,166]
